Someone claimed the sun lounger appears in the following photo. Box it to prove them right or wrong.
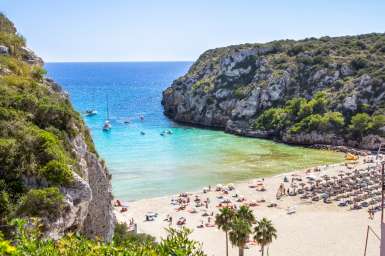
[287,206,296,214]
[177,217,186,225]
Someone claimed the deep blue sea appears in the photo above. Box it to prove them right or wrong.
[45,62,343,201]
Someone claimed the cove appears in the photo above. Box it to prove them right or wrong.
[46,62,344,201]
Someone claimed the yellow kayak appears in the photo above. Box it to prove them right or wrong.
[345,153,359,161]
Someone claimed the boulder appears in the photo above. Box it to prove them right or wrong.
[0,45,9,55]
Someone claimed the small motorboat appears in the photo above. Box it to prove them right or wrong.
[160,132,165,136]
[84,109,97,116]
[103,120,112,131]
[140,131,145,135]
[166,129,173,134]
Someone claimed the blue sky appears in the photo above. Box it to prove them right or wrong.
[2,0,385,62]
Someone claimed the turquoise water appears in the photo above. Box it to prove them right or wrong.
[45,62,343,201]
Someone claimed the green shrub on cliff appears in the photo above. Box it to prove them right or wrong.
[255,92,343,134]
[0,13,16,34]
[0,32,25,56]
[372,115,385,132]
[16,187,65,221]
[0,190,10,218]
[254,108,289,131]
[31,66,47,81]
[289,112,345,134]
[255,96,383,137]
[255,92,350,135]
[349,113,385,137]
[350,57,369,70]
[39,160,73,186]
[234,85,253,99]
[0,13,94,225]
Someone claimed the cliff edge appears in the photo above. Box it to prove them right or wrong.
[163,34,385,150]
[0,14,115,241]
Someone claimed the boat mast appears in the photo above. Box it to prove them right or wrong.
[106,95,109,120]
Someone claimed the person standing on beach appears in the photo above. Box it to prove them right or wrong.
[368,208,374,220]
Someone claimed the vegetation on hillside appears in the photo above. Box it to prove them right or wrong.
[0,13,208,256]
[164,32,385,146]
[189,33,385,95]
[254,92,385,138]
[0,13,96,228]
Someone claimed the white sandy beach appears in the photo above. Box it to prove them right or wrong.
[115,156,383,256]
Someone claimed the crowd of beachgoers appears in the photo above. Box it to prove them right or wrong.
[114,153,384,256]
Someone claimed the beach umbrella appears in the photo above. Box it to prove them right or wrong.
[222,198,231,203]
[306,175,317,180]
[227,183,235,189]
[215,184,223,191]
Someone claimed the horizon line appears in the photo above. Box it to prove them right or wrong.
[45,60,194,64]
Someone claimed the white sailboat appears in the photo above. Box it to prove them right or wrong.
[102,95,112,131]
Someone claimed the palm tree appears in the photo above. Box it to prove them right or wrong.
[236,205,255,225]
[229,217,252,256]
[254,218,277,256]
[215,207,235,256]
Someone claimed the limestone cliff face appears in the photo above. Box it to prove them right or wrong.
[23,78,115,242]
[162,34,385,150]
[0,14,115,241]
[72,135,115,241]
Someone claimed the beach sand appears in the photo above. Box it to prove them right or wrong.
[115,156,382,256]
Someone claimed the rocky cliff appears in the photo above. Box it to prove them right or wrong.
[163,33,385,150]
[0,14,115,241]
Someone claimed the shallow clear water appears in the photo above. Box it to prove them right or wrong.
[45,62,343,201]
